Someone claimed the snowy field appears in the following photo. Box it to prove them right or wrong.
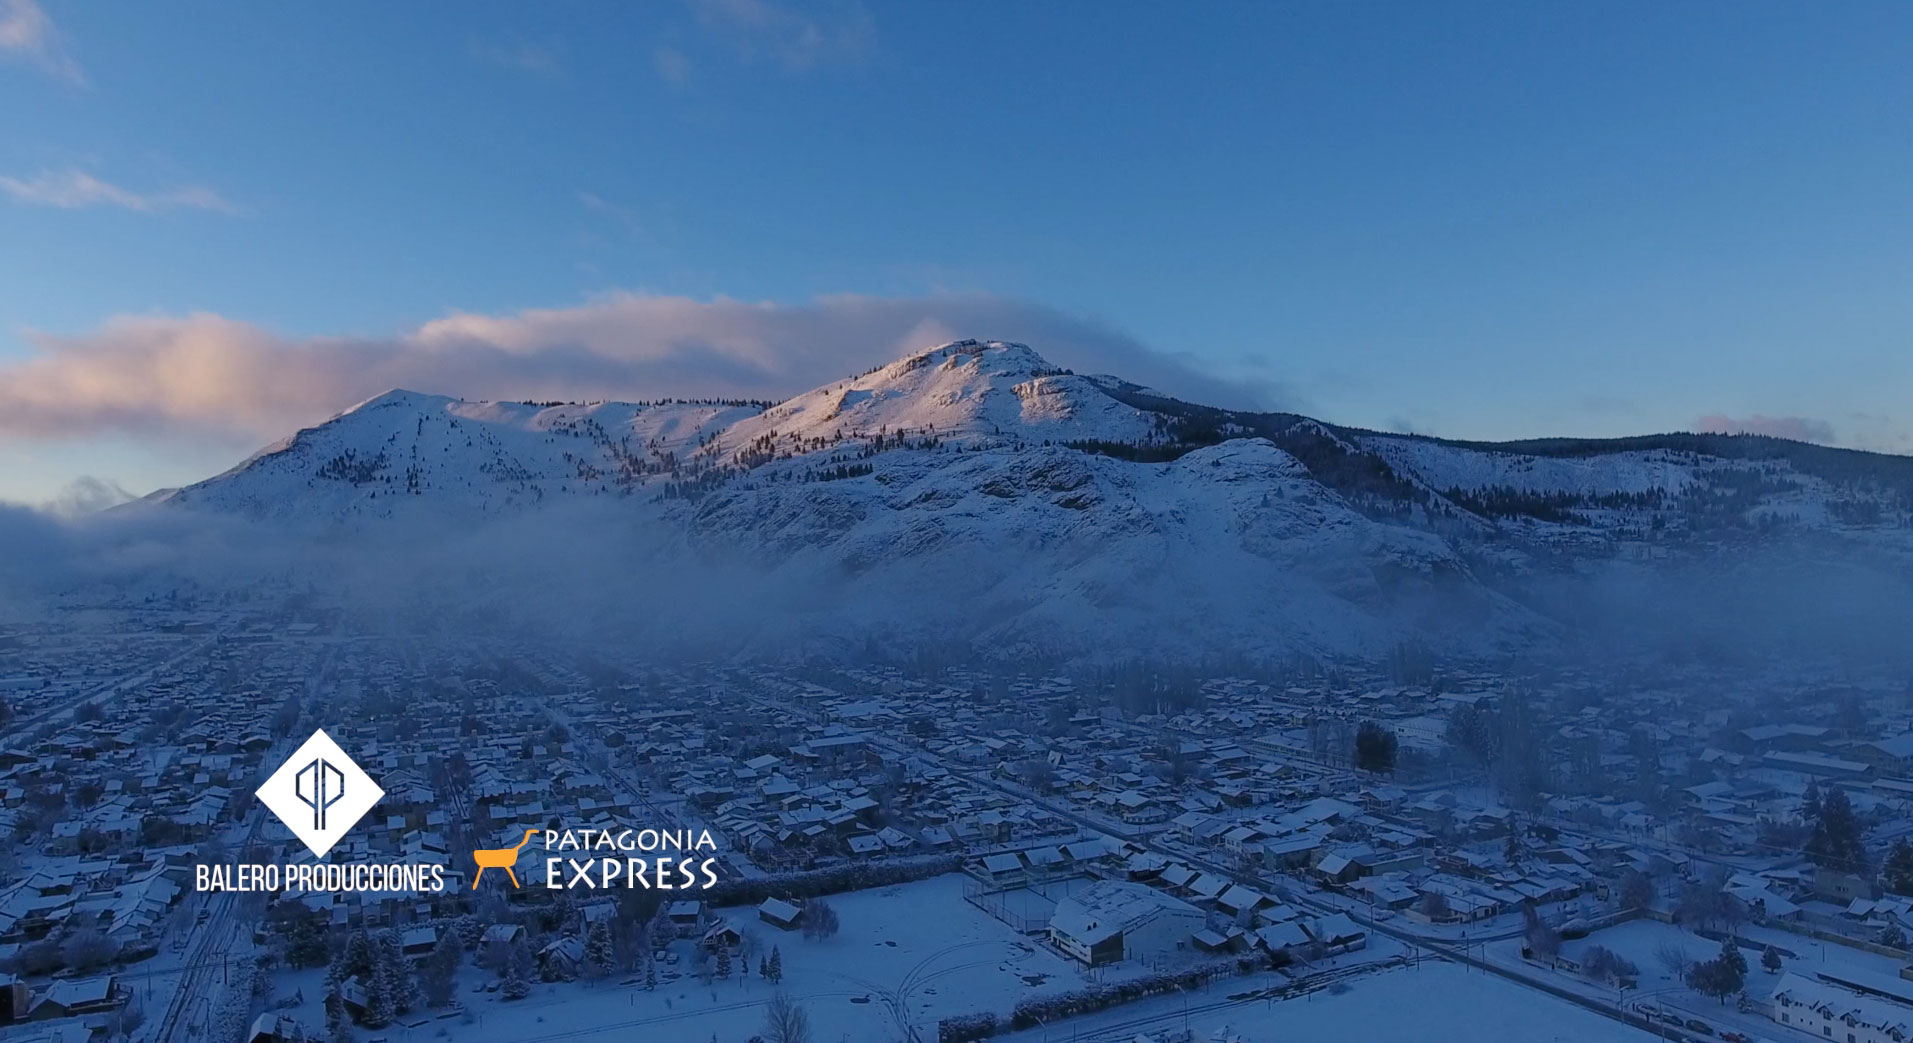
[274,874,1147,1041]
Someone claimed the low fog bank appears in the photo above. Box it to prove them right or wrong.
[1514,540,1913,674]
[0,500,820,658]
[2,500,1910,675]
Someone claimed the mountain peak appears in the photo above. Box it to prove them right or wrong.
[342,388,449,415]
[888,339,1059,378]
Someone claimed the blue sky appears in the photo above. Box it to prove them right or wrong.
[3,1,1911,504]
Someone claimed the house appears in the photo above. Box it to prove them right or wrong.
[758,897,803,930]
[480,923,525,947]
[1349,876,1420,910]
[538,937,584,979]
[1762,750,1870,779]
[978,853,1025,887]
[701,919,743,953]
[1215,884,1272,919]
[248,1013,313,1043]
[1739,724,1832,753]
[1186,873,1229,904]
[338,977,370,1022]
[1314,848,1369,885]
[1112,790,1167,825]
[1158,863,1198,893]
[480,923,525,965]
[1771,972,1913,1043]
[1856,734,1913,778]
[1811,870,1881,904]
[28,976,119,1020]
[1304,913,1367,953]
[666,900,704,934]
[1255,920,1312,957]
[400,925,437,958]
[1192,926,1249,954]
[1048,881,1205,968]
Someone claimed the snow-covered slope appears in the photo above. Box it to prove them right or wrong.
[1361,437,1705,498]
[159,389,765,519]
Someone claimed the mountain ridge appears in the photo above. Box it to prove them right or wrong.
[127,339,1913,666]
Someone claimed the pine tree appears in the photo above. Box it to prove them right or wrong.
[502,942,532,1001]
[1761,946,1783,973]
[329,995,354,1043]
[1805,786,1868,873]
[1520,901,1560,958]
[583,921,614,980]
[612,918,645,973]
[1718,936,1746,977]
[340,929,374,984]
[767,946,783,984]
[1885,838,1913,895]
[372,931,417,1016]
[643,954,657,991]
[1686,949,1745,1004]
[363,959,395,1028]
[717,944,732,979]
[422,931,462,1008]
[1354,720,1398,773]
[758,955,769,979]
[324,988,346,1036]
[284,909,329,968]
[1800,782,1823,825]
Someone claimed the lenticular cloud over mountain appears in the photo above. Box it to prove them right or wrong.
[0,293,1273,444]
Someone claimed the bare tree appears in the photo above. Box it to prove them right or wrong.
[762,990,812,1043]
[1655,943,1694,979]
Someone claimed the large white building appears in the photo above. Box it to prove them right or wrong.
[1048,880,1205,967]
[1772,972,1913,1043]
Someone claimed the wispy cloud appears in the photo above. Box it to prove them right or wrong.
[0,169,242,214]
[1695,413,1836,444]
[468,38,562,77]
[576,190,642,234]
[653,45,693,88]
[0,0,83,85]
[0,293,1277,443]
[688,0,875,71]
[43,475,133,517]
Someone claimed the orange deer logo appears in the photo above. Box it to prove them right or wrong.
[471,828,539,889]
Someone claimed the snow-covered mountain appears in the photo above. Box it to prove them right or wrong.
[139,339,1913,664]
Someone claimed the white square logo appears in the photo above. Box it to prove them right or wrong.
[258,729,385,858]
